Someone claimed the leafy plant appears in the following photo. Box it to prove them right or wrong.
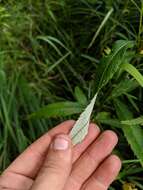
[0,0,143,189]
[114,99,143,166]
[94,40,134,92]
[70,40,135,145]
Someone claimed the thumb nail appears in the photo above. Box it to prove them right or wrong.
[52,135,69,150]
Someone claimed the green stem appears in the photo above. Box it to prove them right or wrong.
[137,1,143,47]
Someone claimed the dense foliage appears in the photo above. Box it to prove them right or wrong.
[0,0,143,189]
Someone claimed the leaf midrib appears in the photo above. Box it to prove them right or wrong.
[98,41,130,91]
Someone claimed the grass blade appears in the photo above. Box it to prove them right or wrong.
[88,8,114,49]
[46,52,71,74]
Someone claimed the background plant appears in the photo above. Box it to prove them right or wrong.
[0,0,143,189]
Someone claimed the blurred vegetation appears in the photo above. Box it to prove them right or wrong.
[0,0,143,189]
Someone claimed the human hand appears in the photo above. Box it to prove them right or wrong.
[0,120,121,190]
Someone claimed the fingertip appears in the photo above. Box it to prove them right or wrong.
[89,154,121,189]
[89,123,100,134]
[54,133,71,141]
[98,154,122,179]
[108,155,122,172]
[51,134,72,150]
[102,130,118,144]
[64,120,75,125]
[32,133,72,190]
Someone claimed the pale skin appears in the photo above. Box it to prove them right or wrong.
[0,120,121,190]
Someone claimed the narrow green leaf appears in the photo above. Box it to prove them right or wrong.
[110,79,138,99]
[0,70,6,91]
[122,116,143,126]
[97,119,121,128]
[37,35,69,52]
[74,86,87,105]
[95,111,111,120]
[88,8,113,49]
[29,101,83,119]
[46,52,71,74]
[95,111,121,128]
[70,94,97,145]
[122,63,143,87]
[114,99,143,166]
[94,40,134,92]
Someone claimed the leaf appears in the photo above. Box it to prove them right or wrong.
[122,116,143,126]
[114,99,143,166]
[95,111,111,120]
[46,52,71,74]
[74,86,87,105]
[37,35,69,53]
[29,101,83,119]
[0,70,6,91]
[70,93,97,145]
[94,40,134,92]
[88,8,113,49]
[110,79,138,99]
[95,111,121,128]
[97,119,121,128]
[122,63,143,87]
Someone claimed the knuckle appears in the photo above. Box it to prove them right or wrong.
[92,176,107,190]
[43,157,68,174]
[85,150,97,166]
[0,186,14,190]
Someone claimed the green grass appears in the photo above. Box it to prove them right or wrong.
[0,0,143,189]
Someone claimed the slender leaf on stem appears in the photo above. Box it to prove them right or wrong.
[122,116,143,126]
[122,63,143,87]
[94,40,134,92]
[29,101,83,119]
[114,99,143,166]
[110,79,138,99]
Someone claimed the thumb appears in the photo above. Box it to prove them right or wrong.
[31,134,72,190]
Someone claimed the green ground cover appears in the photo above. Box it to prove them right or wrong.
[0,0,143,189]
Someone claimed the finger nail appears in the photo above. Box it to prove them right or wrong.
[52,135,69,150]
